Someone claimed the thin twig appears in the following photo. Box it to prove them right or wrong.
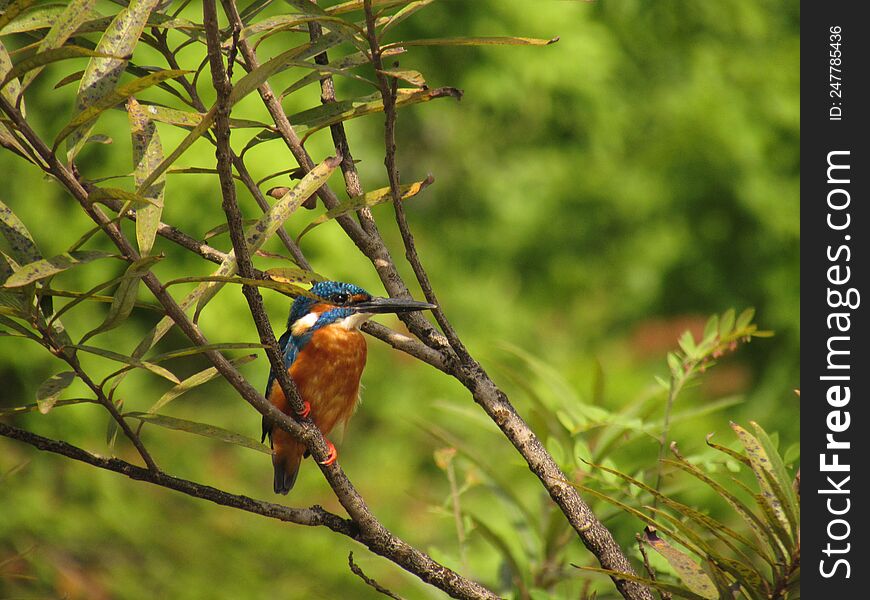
[348,552,405,600]
[0,421,355,535]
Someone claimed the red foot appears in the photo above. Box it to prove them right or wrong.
[296,400,311,419]
[319,439,338,466]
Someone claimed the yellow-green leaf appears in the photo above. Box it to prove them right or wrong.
[20,0,98,91]
[192,156,340,322]
[148,354,257,415]
[57,69,189,153]
[245,87,461,153]
[2,47,117,92]
[36,371,75,414]
[3,251,117,288]
[643,529,718,599]
[127,97,164,255]
[382,36,559,51]
[0,0,37,35]
[297,176,433,242]
[69,344,180,384]
[66,0,161,162]
[0,397,94,417]
[125,412,271,454]
[0,198,40,265]
[0,39,21,113]
[79,255,161,343]
[377,67,425,87]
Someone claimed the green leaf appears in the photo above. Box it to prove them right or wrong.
[192,155,340,322]
[68,344,180,384]
[202,218,258,240]
[264,267,324,284]
[327,0,420,15]
[643,529,718,599]
[148,353,257,414]
[0,2,58,35]
[734,422,798,537]
[0,397,94,416]
[702,314,718,344]
[377,67,425,87]
[0,198,41,265]
[278,47,404,99]
[239,13,353,41]
[80,255,161,343]
[382,36,559,51]
[3,251,117,288]
[87,186,155,209]
[584,460,761,555]
[2,47,117,92]
[139,104,268,130]
[296,176,433,241]
[0,0,36,35]
[705,432,752,468]
[574,565,712,600]
[133,106,215,196]
[719,308,736,337]
[678,330,697,356]
[228,30,349,107]
[127,97,164,256]
[380,0,435,34]
[125,412,271,454]
[65,0,161,162]
[274,87,463,147]
[165,275,312,297]
[0,39,22,115]
[35,371,75,414]
[735,307,755,331]
[0,119,37,164]
[57,68,190,153]
[664,451,783,563]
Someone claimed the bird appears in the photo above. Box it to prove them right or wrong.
[263,280,436,494]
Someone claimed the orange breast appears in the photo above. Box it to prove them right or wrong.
[288,325,367,435]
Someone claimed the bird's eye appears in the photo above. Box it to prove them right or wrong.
[330,292,350,305]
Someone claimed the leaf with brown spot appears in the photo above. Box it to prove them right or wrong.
[643,528,718,599]
[36,371,76,414]
[3,251,117,288]
[66,0,161,162]
[127,97,164,255]
[192,156,340,322]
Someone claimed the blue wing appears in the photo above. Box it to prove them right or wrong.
[262,329,298,445]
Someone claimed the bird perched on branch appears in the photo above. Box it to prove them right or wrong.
[264,281,436,494]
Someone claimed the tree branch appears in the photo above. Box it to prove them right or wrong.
[0,421,356,533]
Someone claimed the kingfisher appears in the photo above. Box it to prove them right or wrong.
[263,280,436,494]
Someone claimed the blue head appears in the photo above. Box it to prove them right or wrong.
[287,281,436,336]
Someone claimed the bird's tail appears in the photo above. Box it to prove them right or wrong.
[272,440,304,495]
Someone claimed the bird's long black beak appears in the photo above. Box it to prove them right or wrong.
[352,296,437,314]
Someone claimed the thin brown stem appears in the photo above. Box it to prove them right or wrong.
[348,552,405,600]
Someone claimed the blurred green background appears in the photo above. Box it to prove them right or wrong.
[1,1,799,598]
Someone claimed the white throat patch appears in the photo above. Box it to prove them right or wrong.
[290,312,319,336]
[337,312,374,330]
